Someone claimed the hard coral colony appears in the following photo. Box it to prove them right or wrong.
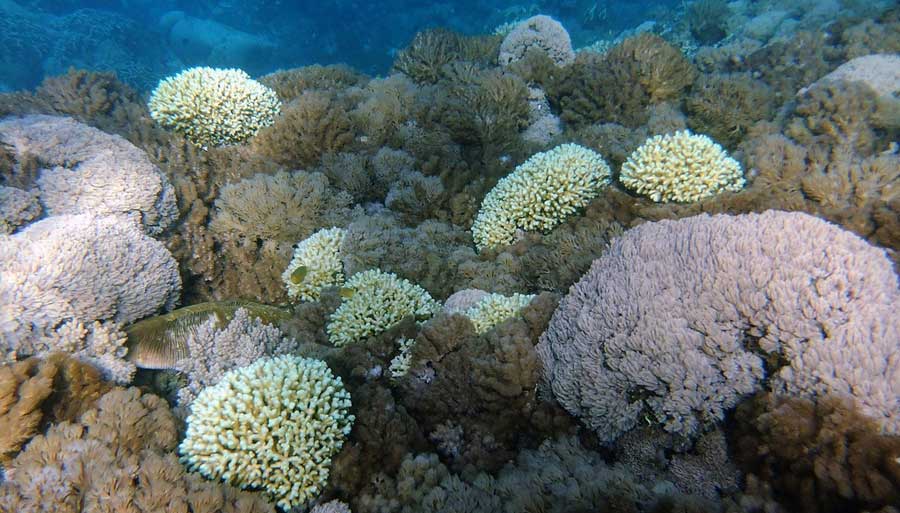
[1,2,899,513]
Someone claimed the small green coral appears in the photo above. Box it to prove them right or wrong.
[465,292,536,334]
[179,355,354,509]
[282,227,347,302]
[620,130,744,203]
[471,143,611,252]
[327,269,441,347]
[148,67,280,148]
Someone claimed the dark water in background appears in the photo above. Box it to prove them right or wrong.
[0,0,676,91]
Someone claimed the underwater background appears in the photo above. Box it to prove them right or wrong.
[1,0,899,512]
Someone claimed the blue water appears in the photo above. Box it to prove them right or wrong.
[0,0,674,91]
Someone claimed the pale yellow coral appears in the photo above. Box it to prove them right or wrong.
[620,130,744,203]
[327,269,441,347]
[179,355,354,510]
[282,227,346,302]
[148,67,281,148]
[465,292,535,334]
[471,143,611,251]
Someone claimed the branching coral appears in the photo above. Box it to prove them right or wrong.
[326,269,441,347]
[548,34,696,127]
[620,130,745,202]
[471,143,611,251]
[464,292,535,334]
[251,90,354,168]
[180,355,354,509]
[537,211,900,442]
[0,387,276,512]
[686,73,774,147]
[149,67,280,148]
[283,227,348,302]
[209,170,354,243]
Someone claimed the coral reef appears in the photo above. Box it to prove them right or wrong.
[180,355,354,509]
[124,300,291,371]
[208,172,351,239]
[171,308,299,407]
[396,293,565,471]
[685,73,775,147]
[463,292,535,334]
[0,185,39,234]
[360,436,718,513]
[149,67,280,148]
[537,211,899,442]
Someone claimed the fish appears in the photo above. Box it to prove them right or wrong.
[289,265,308,284]
[339,287,356,299]
[124,300,291,369]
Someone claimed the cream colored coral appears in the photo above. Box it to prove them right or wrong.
[327,269,440,347]
[465,293,535,334]
[282,227,346,302]
[389,337,415,379]
[471,143,611,251]
[620,130,745,203]
[179,355,354,509]
[148,67,280,148]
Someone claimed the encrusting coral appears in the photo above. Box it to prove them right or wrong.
[537,211,900,443]
[180,355,354,509]
[0,114,177,235]
[0,386,276,512]
[0,214,181,383]
[148,66,281,148]
[471,143,611,251]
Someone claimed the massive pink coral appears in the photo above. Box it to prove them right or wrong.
[537,211,900,442]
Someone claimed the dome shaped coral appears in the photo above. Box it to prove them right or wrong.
[620,130,745,203]
[179,355,354,509]
[148,66,280,148]
[471,143,611,251]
